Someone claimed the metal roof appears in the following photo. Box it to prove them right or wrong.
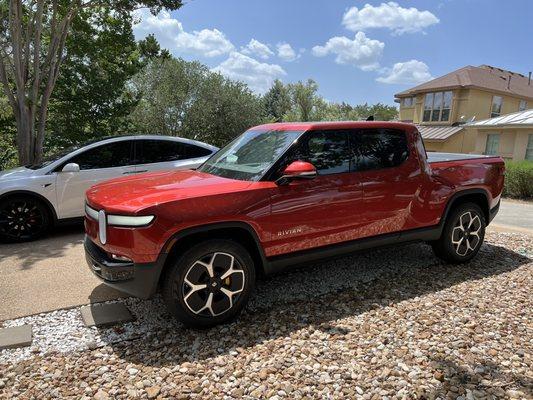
[468,109,533,127]
[415,124,464,140]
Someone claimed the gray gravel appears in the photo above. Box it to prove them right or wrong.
[0,231,531,399]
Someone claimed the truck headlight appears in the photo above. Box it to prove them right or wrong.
[106,214,155,227]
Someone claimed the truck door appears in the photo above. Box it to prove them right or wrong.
[266,129,364,257]
[352,128,424,237]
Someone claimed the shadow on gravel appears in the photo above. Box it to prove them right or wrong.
[427,357,532,398]
[0,223,83,269]
[95,241,530,372]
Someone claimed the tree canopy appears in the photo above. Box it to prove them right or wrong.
[0,0,183,165]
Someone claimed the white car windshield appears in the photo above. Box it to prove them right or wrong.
[199,129,304,181]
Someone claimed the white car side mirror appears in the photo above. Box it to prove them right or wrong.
[62,163,80,173]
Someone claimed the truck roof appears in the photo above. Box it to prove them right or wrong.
[252,121,416,131]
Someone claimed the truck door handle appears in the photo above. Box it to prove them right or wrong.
[123,170,148,175]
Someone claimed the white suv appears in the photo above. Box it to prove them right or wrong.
[0,135,218,242]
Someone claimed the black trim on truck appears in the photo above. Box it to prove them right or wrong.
[85,236,165,299]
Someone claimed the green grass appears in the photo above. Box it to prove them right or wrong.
[503,160,533,199]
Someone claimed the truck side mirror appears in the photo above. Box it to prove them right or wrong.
[276,161,317,185]
[61,163,80,173]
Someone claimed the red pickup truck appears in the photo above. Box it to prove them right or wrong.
[84,122,504,327]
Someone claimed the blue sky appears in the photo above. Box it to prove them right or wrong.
[133,0,533,106]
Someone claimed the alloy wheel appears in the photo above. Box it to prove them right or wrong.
[181,252,245,317]
[0,200,45,240]
[451,211,482,256]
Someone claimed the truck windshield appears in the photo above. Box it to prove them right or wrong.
[199,129,304,181]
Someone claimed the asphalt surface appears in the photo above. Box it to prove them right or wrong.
[0,199,531,321]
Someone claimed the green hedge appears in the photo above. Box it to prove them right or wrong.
[503,160,533,199]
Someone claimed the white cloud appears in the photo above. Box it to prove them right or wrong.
[342,2,439,35]
[276,43,299,62]
[376,60,433,84]
[241,39,274,60]
[312,32,384,71]
[213,52,286,93]
[133,8,234,57]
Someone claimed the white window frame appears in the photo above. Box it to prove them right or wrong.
[491,96,503,118]
[526,134,533,161]
[519,99,527,112]
[403,97,414,107]
[485,133,500,155]
[423,91,452,122]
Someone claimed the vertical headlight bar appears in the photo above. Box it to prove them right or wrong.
[98,210,107,245]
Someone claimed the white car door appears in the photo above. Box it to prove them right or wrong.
[133,139,213,174]
[55,140,135,219]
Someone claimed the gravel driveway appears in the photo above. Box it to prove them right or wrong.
[1,232,531,399]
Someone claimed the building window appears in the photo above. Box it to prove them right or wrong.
[491,96,503,118]
[519,100,527,112]
[485,134,500,155]
[526,134,533,161]
[403,97,414,107]
[423,91,452,122]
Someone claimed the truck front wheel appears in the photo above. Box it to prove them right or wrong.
[162,239,256,328]
[431,202,486,264]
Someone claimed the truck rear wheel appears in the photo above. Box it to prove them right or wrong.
[431,202,486,264]
[162,239,255,328]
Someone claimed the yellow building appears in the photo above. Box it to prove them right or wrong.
[394,65,533,159]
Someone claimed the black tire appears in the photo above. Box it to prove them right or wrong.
[0,195,51,243]
[431,202,486,264]
[162,239,256,328]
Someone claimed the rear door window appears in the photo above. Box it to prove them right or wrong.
[351,129,409,171]
[135,140,211,164]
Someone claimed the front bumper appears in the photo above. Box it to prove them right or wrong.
[84,236,166,299]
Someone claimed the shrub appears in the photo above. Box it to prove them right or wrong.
[503,160,533,199]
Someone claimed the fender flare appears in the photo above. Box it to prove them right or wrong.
[160,220,268,269]
[439,188,490,230]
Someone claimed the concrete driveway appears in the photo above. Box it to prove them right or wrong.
[0,224,123,321]
[0,199,531,322]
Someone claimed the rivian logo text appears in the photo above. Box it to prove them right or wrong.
[277,227,303,237]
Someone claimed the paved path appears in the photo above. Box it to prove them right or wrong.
[490,199,533,234]
[0,199,530,321]
[0,225,123,321]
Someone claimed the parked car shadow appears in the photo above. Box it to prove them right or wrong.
[93,238,530,388]
[0,223,84,270]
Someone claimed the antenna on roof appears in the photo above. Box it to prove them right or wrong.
[366,115,374,121]
[508,75,512,89]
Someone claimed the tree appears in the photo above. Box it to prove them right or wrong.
[287,79,318,122]
[46,6,143,150]
[0,0,183,166]
[138,33,170,61]
[182,73,264,147]
[129,57,264,147]
[262,79,290,122]
[129,57,207,137]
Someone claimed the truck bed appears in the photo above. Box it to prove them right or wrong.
[427,152,494,163]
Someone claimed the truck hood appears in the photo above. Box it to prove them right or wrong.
[86,169,253,213]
